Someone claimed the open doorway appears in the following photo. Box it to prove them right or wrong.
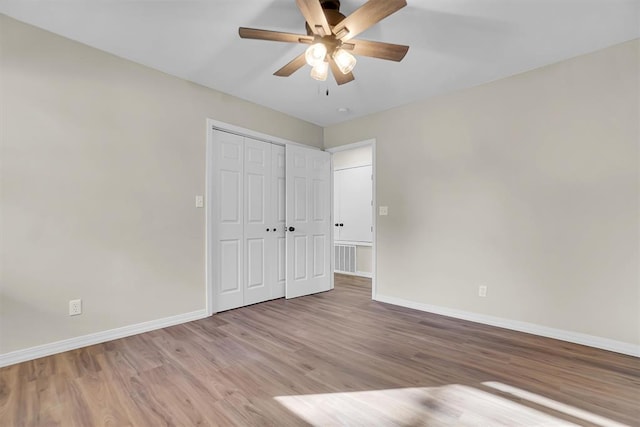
[328,140,376,298]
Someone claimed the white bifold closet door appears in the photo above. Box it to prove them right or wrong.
[215,131,244,311]
[270,144,287,299]
[213,129,329,312]
[244,138,274,305]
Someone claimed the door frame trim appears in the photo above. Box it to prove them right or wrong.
[326,139,377,300]
[208,119,322,149]
[205,119,322,315]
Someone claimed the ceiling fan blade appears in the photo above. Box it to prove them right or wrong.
[296,0,332,36]
[333,0,407,41]
[239,27,313,44]
[274,53,308,77]
[329,58,355,85]
[347,39,409,62]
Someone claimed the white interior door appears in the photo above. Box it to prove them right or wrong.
[337,165,373,243]
[333,168,342,241]
[285,145,331,299]
[214,130,244,311]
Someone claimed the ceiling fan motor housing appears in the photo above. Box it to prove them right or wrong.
[305,0,346,35]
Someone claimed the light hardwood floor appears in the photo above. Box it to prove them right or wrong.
[1,274,638,426]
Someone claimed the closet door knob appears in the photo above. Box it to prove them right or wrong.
[339,223,344,227]
[272,228,277,232]
[266,228,270,232]
[288,226,295,232]
[335,223,339,227]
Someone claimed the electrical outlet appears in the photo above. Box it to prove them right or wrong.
[379,206,388,216]
[195,195,204,208]
[478,286,487,297]
[69,299,82,316]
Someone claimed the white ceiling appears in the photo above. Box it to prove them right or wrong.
[1,0,638,126]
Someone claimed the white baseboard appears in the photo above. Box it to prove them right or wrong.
[335,270,373,279]
[374,294,639,357]
[0,309,209,368]
[356,271,373,279]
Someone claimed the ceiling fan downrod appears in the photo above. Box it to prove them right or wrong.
[305,0,346,35]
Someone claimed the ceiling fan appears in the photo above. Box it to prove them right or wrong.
[239,0,409,85]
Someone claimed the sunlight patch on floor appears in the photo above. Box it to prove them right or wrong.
[275,383,616,426]
[483,382,628,427]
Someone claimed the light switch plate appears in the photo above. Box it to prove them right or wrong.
[379,206,388,216]
[195,195,204,208]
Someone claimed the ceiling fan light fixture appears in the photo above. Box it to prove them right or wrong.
[333,48,357,74]
[310,60,329,81]
[305,42,327,66]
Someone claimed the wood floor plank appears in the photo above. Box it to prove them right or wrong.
[1,274,638,426]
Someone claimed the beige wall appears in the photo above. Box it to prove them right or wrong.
[332,145,372,170]
[0,15,322,355]
[325,40,640,346]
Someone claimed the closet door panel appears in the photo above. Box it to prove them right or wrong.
[244,138,271,305]
[214,130,244,311]
[270,144,286,299]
